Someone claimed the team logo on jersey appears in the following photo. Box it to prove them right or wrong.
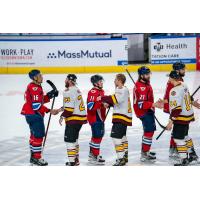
[140,87,146,91]
[91,90,96,93]
[32,87,38,91]
[64,97,70,103]
[171,91,176,96]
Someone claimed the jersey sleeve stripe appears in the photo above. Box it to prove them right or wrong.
[64,107,74,112]
[111,95,118,105]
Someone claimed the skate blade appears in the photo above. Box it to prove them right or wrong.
[29,162,48,166]
[30,163,40,166]
[87,161,105,166]
[113,164,127,166]
[169,154,180,159]
[140,158,156,163]
[189,160,200,166]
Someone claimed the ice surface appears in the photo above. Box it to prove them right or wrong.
[0,71,200,166]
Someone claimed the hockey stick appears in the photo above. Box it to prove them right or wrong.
[154,115,165,129]
[125,68,165,129]
[104,106,111,120]
[156,84,200,140]
[155,127,167,140]
[191,85,200,98]
[125,68,136,84]
[42,80,58,150]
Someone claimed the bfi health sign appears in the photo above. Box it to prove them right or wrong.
[150,36,196,64]
[0,38,128,67]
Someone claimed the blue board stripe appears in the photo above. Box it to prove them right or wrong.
[150,35,196,39]
[151,59,196,64]
[117,60,128,65]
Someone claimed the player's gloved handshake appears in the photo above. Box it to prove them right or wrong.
[153,98,164,109]
[97,96,112,108]
[47,89,59,99]
[192,99,200,109]
[50,107,64,116]
[166,119,173,131]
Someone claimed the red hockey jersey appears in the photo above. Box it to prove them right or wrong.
[163,78,183,113]
[163,80,174,113]
[87,87,106,125]
[21,82,50,117]
[133,80,154,118]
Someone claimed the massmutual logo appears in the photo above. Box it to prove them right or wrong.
[47,50,112,59]
[153,42,188,52]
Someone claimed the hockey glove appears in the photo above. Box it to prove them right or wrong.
[47,89,59,99]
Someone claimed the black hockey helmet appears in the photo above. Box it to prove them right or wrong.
[29,69,41,80]
[90,74,104,85]
[167,70,181,80]
[172,62,185,70]
[67,74,77,83]
[138,66,151,75]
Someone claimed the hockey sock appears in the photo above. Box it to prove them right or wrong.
[29,133,34,155]
[185,136,194,153]
[75,139,79,158]
[89,137,102,156]
[112,138,124,159]
[66,142,76,162]
[174,139,188,159]
[122,136,128,154]
[30,134,43,159]
[142,132,154,152]
[170,136,177,148]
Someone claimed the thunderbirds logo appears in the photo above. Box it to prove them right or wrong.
[47,50,112,59]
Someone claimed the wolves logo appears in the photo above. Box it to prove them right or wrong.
[32,87,38,91]
[140,87,146,91]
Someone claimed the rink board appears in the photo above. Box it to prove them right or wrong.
[0,63,196,74]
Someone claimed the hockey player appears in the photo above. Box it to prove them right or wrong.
[163,62,200,158]
[101,74,132,166]
[59,74,87,166]
[163,62,186,158]
[87,75,108,165]
[163,62,185,113]
[166,70,199,166]
[133,66,163,162]
[21,69,59,166]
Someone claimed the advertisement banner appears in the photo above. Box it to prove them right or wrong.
[150,36,196,64]
[196,37,200,70]
[0,38,128,67]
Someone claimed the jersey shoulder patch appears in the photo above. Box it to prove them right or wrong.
[171,91,176,96]
[87,102,95,110]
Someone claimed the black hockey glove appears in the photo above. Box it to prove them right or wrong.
[47,89,59,99]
